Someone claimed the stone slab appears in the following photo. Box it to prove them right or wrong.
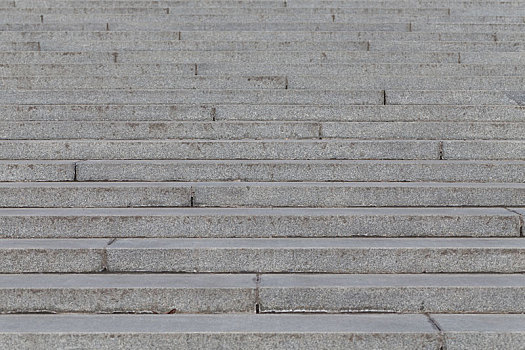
[0,104,212,121]
[0,76,287,90]
[386,90,522,106]
[0,51,459,64]
[259,274,525,313]
[0,314,441,350]
[0,182,192,208]
[105,237,525,273]
[197,63,525,76]
[0,140,440,160]
[213,105,525,122]
[0,121,317,140]
[320,121,525,140]
[1,105,523,122]
[77,160,525,182]
[0,89,383,105]
[39,40,369,52]
[0,207,518,238]
[0,239,108,273]
[191,181,525,207]
[0,160,74,181]
[290,76,525,91]
[6,120,525,140]
[0,273,256,313]
[0,63,195,76]
[434,314,525,350]
[443,141,525,160]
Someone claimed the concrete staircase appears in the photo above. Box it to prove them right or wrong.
[1,0,524,349]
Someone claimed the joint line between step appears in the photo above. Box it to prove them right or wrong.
[426,314,447,349]
[504,208,524,237]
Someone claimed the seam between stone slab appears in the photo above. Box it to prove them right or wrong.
[102,238,117,272]
[505,208,524,237]
[255,273,261,313]
[426,314,446,349]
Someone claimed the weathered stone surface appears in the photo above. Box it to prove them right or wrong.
[443,141,525,160]
[0,274,256,313]
[0,76,287,90]
[0,182,192,208]
[0,239,107,273]
[0,104,212,121]
[0,160,74,181]
[105,238,525,273]
[0,89,383,105]
[259,274,525,313]
[0,207,518,238]
[77,160,525,182]
[0,140,440,160]
[191,182,525,207]
[1,0,524,344]
[0,314,441,349]
[386,90,522,106]
[434,314,525,350]
[213,105,525,122]
[0,121,317,140]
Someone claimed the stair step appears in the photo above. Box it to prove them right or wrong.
[2,238,523,273]
[3,121,525,140]
[0,121,319,140]
[0,89,384,105]
[196,63,525,76]
[0,313,443,349]
[190,182,525,207]
[0,140,441,160]
[0,273,523,313]
[4,75,525,91]
[38,40,368,52]
[0,7,451,16]
[386,90,524,106]
[0,89,522,106]
[0,273,256,313]
[108,22,411,32]
[7,39,521,53]
[0,51,460,64]
[290,76,525,90]
[1,313,523,349]
[74,160,525,182]
[11,13,524,24]
[1,207,519,238]
[0,238,108,273]
[1,104,522,122]
[0,160,74,182]
[0,76,288,90]
[0,182,524,207]
[3,30,517,42]
[6,62,525,77]
[259,273,525,313]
